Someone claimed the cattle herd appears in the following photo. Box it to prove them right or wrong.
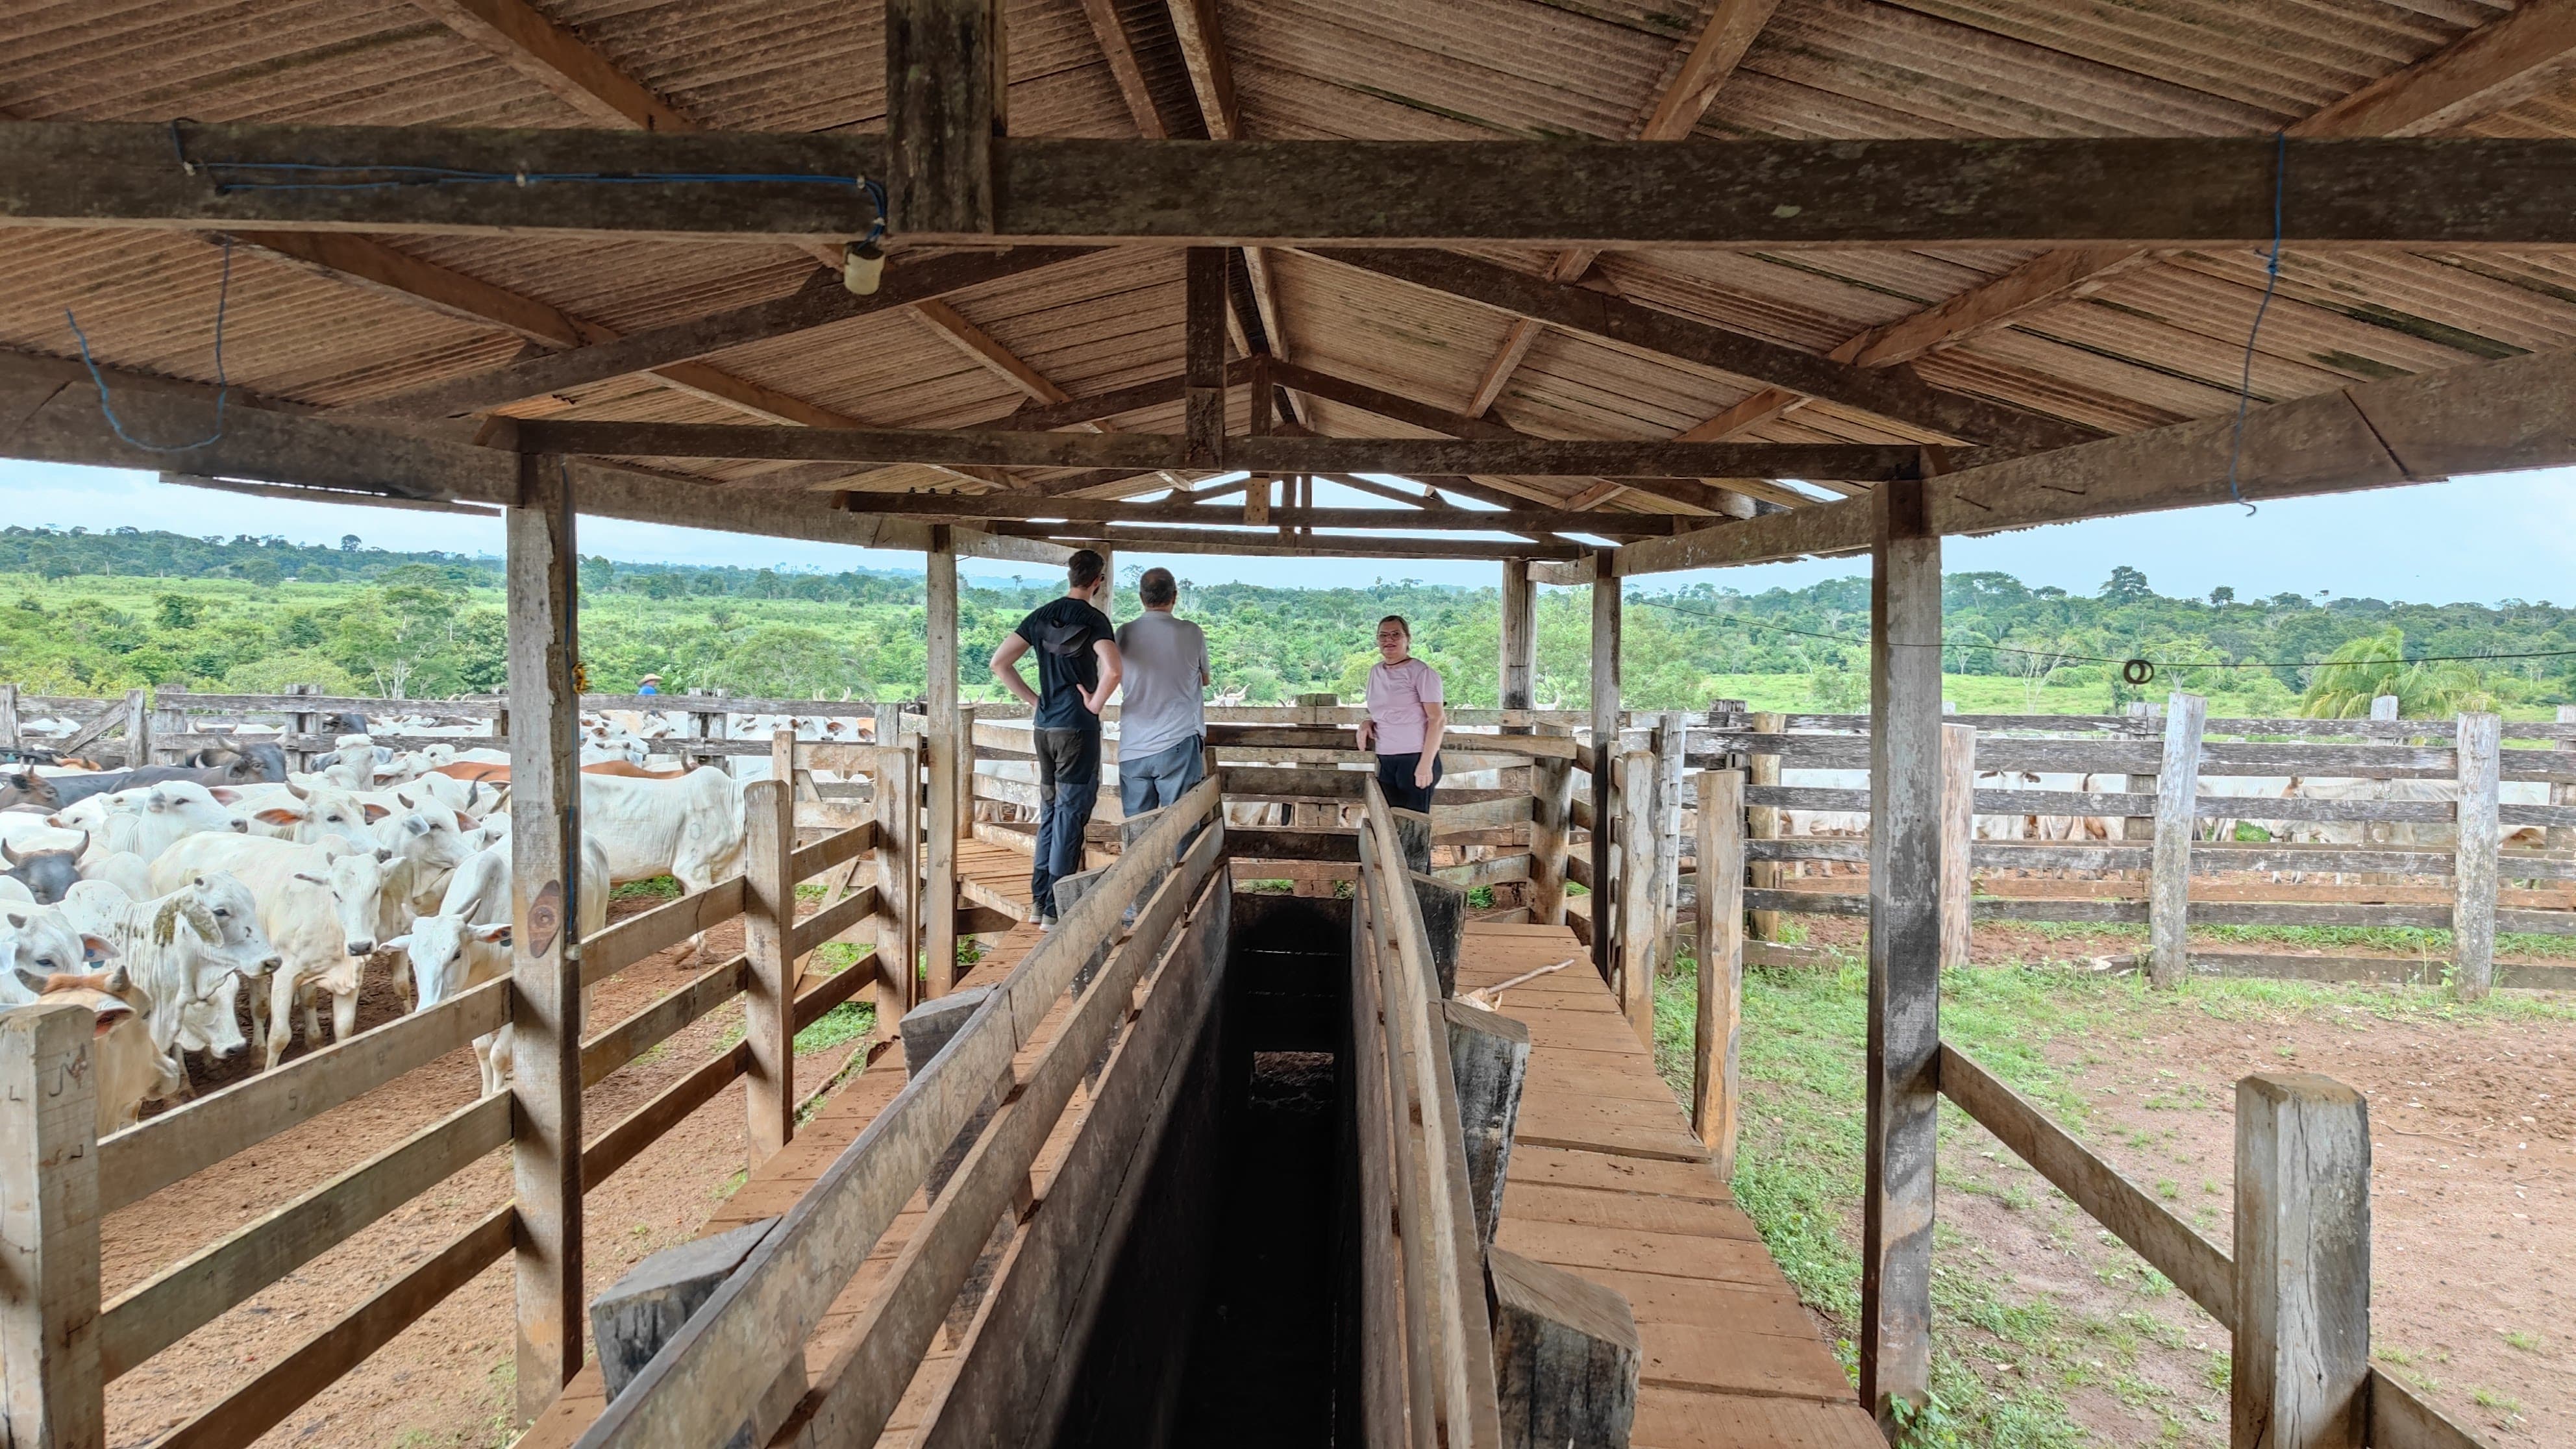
[0,708,835,1135]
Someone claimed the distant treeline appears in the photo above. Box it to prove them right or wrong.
[3,526,2569,712]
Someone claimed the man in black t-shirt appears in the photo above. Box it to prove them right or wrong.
[989,550,1123,926]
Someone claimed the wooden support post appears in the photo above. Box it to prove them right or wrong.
[873,740,921,1033]
[0,1003,105,1449]
[1617,747,1658,1045]
[1442,999,1530,1248]
[1183,246,1228,469]
[2122,699,2163,843]
[2149,693,2209,989]
[953,702,978,840]
[1589,566,1620,978]
[1694,769,1744,1176]
[885,0,1002,236]
[286,682,319,774]
[2452,712,2501,1002]
[925,532,961,997]
[1528,724,1574,927]
[1653,710,1686,965]
[151,686,186,765]
[1411,869,1467,998]
[1861,477,1938,1429]
[1938,722,1975,972]
[505,452,584,1424]
[2233,1074,2370,1449]
[1746,711,1784,942]
[1500,558,1536,730]
[742,774,795,1163]
[2364,695,2402,847]
[1486,1246,1641,1449]
[0,682,18,753]
[121,687,148,770]
[2551,705,2576,852]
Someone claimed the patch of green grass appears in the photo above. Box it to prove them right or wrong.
[1467,885,1496,908]
[1243,878,1295,894]
[2470,1387,2520,1414]
[713,1166,748,1200]
[611,874,683,901]
[795,1000,877,1054]
[2501,1329,2544,1354]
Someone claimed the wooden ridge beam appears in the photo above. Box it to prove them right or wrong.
[831,491,1683,533]
[337,247,1097,421]
[24,127,2576,248]
[510,419,1953,477]
[1663,0,2576,440]
[1162,0,1291,369]
[1616,341,2576,575]
[1311,248,2098,454]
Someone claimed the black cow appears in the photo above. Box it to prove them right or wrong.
[0,833,88,905]
[45,747,283,807]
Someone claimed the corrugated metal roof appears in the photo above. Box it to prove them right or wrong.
[3,0,2572,528]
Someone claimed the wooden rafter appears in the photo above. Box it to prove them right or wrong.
[1161,0,1290,376]
[832,491,1679,535]
[405,0,691,132]
[1669,0,2576,443]
[1457,0,1781,418]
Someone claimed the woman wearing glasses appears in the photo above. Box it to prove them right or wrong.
[1355,615,1446,812]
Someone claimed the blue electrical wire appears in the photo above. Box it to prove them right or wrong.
[2222,130,2288,516]
[64,237,232,454]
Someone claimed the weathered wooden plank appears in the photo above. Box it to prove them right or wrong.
[1863,480,1938,1429]
[97,975,508,1212]
[0,1005,103,1449]
[743,776,795,1161]
[20,128,2576,247]
[155,1209,516,1449]
[579,958,746,1087]
[1591,573,1622,980]
[1939,723,1975,971]
[506,453,585,1424]
[2234,1074,2370,1449]
[1694,769,1744,1174]
[1939,1045,2233,1326]
[578,878,745,987]
[926,539,961,997]
[1485,1245,1641,1449]
[886,0,1000,235]
[98,1094,511,1380]
[2151,695,2209,989]
[2452,713,2502,1000]
[1443,1000,1531,1248]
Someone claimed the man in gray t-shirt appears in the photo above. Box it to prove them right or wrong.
[1113,567,1210,815]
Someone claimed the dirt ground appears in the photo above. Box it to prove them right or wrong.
[103,899,870,1449]
[1803,914,2575,1445]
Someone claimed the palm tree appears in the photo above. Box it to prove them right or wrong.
[2299,628,2492,717]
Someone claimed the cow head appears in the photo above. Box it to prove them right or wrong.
[293,845,396,958]
[0,770,62,811]
[385,914,512,1008]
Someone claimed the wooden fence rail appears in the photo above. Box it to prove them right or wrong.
[0,732,900,1449]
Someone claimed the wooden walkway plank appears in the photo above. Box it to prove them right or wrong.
[1461,921,1879,1449]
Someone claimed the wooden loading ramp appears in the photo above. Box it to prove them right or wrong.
[1459,921,1882,1449]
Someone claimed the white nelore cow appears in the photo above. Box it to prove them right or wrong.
[78,782,253,864]
[583,767,747,960]
[233,780,390,845]
[390,833,610,1095]
[0,906,117,1003]
[150,835,402,1069]
[61,873,278,1068]
[10,969,184,1134]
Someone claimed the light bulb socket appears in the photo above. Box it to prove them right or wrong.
[842,238,886,297]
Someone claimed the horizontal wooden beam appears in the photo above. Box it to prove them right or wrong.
[1617,342,2576,575]
[513,419,1950,478]
[1310,249,2096,453]
[1005,524,1586,560]
[0,351,1067,564]
[833,491,1687,534]
[340,247,1098,420]
[16,125,2576,248]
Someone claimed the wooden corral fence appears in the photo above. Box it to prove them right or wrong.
[558,777,1231,1449]
[1671,698,2576,998]
[0,733,922,1449]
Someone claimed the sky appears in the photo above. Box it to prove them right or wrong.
[6,458,2573,604]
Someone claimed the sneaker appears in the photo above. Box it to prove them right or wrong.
[1037,913,1056,933]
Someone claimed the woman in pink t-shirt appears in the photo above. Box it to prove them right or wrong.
[1356,614,1446,813]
